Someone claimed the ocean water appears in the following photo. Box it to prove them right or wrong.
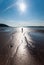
[24,27,44,44]
[24,27,44,54]
[0,27,44,43]
[0,26,44,32]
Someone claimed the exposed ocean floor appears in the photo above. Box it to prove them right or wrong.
[0,27,44,65]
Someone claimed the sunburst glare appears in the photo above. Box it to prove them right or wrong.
[16,0,26,13]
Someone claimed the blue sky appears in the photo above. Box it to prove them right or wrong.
[0,0,44,26]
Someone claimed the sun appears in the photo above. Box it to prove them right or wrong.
[19,3,26,12]
[16,1,26,13]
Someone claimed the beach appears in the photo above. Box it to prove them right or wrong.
[0,27,44,65]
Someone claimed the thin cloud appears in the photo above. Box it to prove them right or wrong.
[3,0,25,12]
[3,4,15,12]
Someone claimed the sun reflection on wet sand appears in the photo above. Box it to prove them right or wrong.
[0,27,44,65]
[10,28,39,65]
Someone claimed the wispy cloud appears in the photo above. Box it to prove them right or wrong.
[3,0,25,12]
[3,3,15,12]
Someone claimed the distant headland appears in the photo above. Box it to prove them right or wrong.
[0,24,9,27]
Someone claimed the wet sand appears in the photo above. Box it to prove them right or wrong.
[0,27,44,65]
